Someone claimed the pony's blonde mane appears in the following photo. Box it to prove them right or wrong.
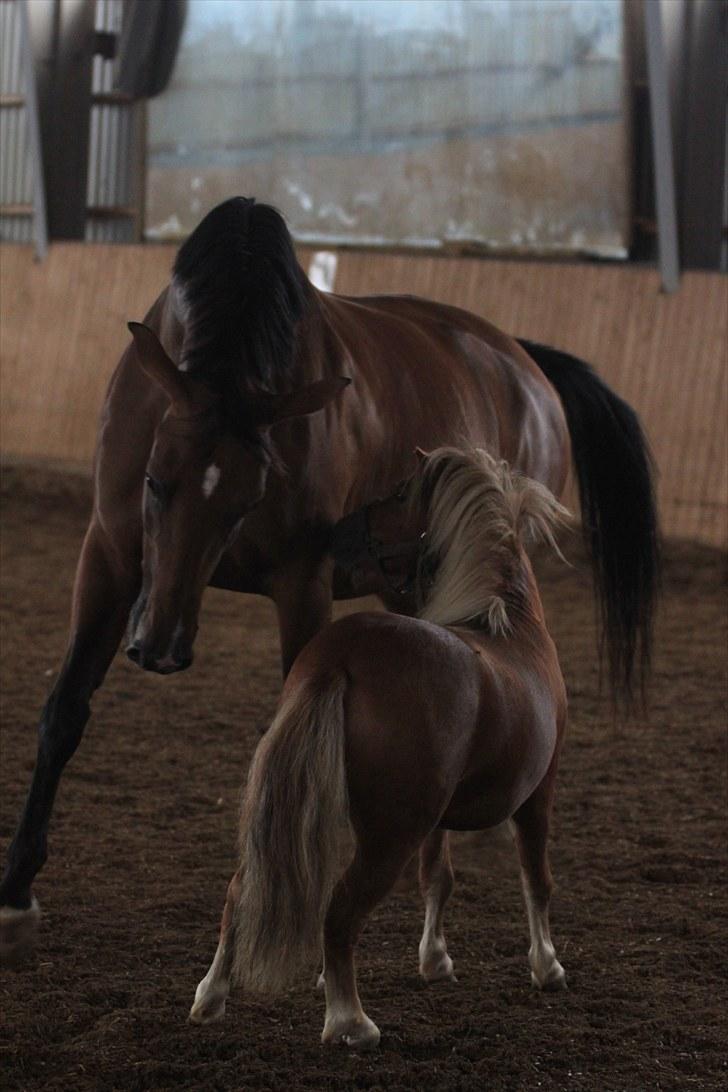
[414,447,569,634]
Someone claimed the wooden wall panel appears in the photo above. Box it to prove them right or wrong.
[332,253,727,547]
[0,243,725,545]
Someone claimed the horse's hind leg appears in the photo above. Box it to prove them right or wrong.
[510,782,566,991]
[0,524,137,965]
[189,870,241,1025]
[321,838,416,1048]
[418,829,456,982]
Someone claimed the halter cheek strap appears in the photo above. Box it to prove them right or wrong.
[362,504,429,598]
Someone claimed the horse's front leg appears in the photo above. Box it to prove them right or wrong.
[272,557,334,676]
[0,523,138,965]
[509,772,567,992]
[189,869,241,1024]
[418,829,457,982]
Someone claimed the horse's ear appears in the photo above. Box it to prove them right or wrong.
[414,447,430,463]
[255,376,351,425]
[128,322,191,412]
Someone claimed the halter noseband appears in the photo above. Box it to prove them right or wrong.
[357,497,435,601]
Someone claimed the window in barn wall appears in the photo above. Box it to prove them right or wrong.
[146,0,629,258]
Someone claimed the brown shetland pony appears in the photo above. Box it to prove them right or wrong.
[189,447,570,1047]
[0,197,657,965]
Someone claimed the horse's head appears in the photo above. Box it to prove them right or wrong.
[331,450,431,600]
[333,447,570,622]
[125,322,348,673]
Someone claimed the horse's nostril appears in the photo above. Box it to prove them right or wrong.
[126,644,141,664]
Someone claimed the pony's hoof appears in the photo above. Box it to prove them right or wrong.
[189,995,227,1025]
[420,952,457,983]
[322,1013,381,1049]
[189,978,228,1025]
[0,898,41,969]
[532,960,567,991]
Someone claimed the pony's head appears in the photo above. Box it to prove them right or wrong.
[125,322,348,673]
[333,446,569,631]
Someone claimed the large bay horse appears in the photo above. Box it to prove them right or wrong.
[189,447,570,1047]
[0,197,658,964]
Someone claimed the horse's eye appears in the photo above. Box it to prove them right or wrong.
[145,473,164,499]
[395,480,409,502]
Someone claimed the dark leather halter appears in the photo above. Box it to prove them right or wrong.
[332,490,433,601]
[364,518,428,598]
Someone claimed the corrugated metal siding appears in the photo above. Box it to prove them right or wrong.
[0,0,141,246]
[0,0,33,243]
[86,0,139,242]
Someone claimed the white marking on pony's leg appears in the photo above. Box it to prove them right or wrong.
[189,935,231,1024]
[510,821,567,991]
[321,963,380,1048]
[519,871,566,991]
[201,464,221,500]
[189,872,240,1024]
[508,817,566,991]
[418,830,456,982]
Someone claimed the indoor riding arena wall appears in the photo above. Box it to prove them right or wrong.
[0,242,725,546]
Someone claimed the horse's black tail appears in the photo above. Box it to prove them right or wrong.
[518,338,660,714]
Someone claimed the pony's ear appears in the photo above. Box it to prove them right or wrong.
[515,477,571,556]
[128,322,192,412]
[252,376,351,425]
[414,446,429,462]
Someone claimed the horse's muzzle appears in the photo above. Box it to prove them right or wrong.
[125,640,193,674]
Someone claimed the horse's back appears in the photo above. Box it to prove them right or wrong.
[321,292,569,494]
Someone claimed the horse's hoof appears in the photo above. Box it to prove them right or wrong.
[321,1013,381,1049]
[420,951,457,983]
[532,961,567,991]
[0,898,41,969]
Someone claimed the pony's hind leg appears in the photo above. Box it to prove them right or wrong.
[418,829,456,982]
[321,838,416,1048]
[510,789,566,992]
[189,870,241,1024]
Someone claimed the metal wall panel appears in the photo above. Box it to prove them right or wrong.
[86,0,139,242]
[0,0,33,243]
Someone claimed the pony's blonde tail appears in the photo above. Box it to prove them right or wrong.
[232,673,349,994]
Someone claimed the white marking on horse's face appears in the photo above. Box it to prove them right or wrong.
[202,463,221,500]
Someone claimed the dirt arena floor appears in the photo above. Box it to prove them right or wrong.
[1,467,726,1092]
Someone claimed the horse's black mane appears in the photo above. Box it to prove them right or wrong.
[173,197,309,399]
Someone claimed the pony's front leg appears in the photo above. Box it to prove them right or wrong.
[510,784,566,992]
[418,829,457,982]
[189,870,241,1024]
[0,524,137,966]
